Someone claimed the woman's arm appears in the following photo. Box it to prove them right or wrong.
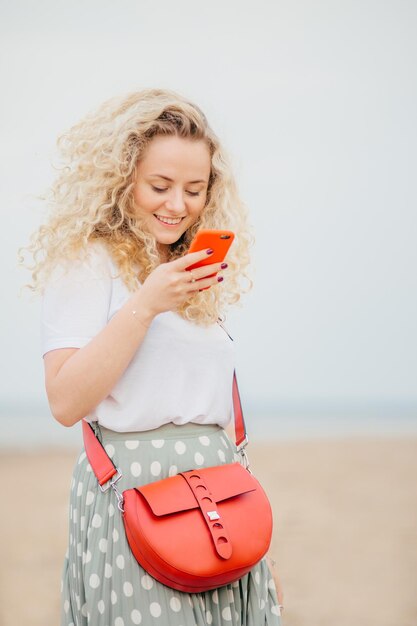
[45,290,154,427]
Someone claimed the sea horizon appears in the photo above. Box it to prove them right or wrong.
[2,408,417,450]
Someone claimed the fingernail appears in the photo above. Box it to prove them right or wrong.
[221,263,228,269]
[206,248,214,254]
[217,276,224,282]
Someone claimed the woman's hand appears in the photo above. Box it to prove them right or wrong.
[139,248,226,317]
[265,555,284,612]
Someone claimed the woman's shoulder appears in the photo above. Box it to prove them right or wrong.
[84,239,114,273]
[46,239,113,287]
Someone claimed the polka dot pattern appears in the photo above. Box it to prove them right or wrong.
[170,596,181,612]
[131,609,142,624]
[116,554,125,569]
[104,443,115,458]
[151,461,162,476]
[98,538,107,553]
[82,550,91,564]
[141,574,153,590]
[222,606,232,621]
[130,462,142,477]
[125,440,139,450]
[89,574,100,589]
[220,436,229,449]
[123,581,133,597]
[174,440,186,454]
[194,452,204,465]
[150,602,162,617]
[91,514,102,528]
[217,449,226,462]
[60,425,281,625]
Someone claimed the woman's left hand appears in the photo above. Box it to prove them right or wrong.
[265,555,284,611]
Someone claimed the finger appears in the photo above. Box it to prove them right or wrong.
[184,262,226,282]
[186,273,224,292]
[173,248,214,271]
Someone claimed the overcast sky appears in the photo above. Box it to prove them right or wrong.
[2,0,416,429]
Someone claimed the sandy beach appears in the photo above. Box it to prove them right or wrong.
[1,436,416,626]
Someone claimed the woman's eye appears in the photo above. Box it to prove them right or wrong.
[152,185,200,197]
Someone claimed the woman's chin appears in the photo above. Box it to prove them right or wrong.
[153,226,189,246]
[155,233,183,246]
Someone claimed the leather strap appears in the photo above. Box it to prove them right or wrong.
[179,470,232,559]
[82,420,119,487]
[82,320,248,488]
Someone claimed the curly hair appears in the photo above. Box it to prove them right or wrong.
[18,88,254,325]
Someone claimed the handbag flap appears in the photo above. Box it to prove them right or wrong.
[136,462,257,517]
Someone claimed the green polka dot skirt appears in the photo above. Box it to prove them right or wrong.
[61,421,282,625]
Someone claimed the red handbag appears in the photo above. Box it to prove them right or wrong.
[82,370,273,593]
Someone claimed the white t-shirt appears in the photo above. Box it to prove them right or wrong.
[40,241,235,432]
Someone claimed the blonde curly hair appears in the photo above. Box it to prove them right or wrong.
[18,88,254,325]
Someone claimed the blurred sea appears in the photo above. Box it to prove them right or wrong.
[1,405,417,450]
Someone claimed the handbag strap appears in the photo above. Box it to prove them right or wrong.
[82,321,248,489]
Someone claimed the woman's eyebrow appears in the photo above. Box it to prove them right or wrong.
[149,174,208,184]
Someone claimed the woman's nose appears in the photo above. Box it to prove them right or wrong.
[164,188,186,212]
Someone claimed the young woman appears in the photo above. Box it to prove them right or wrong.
[21,88,284,625]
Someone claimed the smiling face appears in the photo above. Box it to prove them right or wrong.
[132,134,211,259]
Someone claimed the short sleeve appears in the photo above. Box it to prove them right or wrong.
[40,243,112,358]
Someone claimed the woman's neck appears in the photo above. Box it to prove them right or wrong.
[157,243,170,263]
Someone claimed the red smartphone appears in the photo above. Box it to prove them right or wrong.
[185,229,235,288]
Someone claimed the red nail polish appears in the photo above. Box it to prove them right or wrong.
[217,276,224,282]
[206,248,214,254]
[221,263,228,269]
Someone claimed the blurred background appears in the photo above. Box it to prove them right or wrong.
[1,1,416,625]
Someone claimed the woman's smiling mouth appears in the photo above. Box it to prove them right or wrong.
[154,214,185,226]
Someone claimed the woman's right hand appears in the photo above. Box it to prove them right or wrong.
[138,248,227,317]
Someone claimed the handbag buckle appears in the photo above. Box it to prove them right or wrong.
[99,468,122,492]
[99,468,125,513]
[240,448,251,473]
[236,436,252,472]
[236,435,249,453]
